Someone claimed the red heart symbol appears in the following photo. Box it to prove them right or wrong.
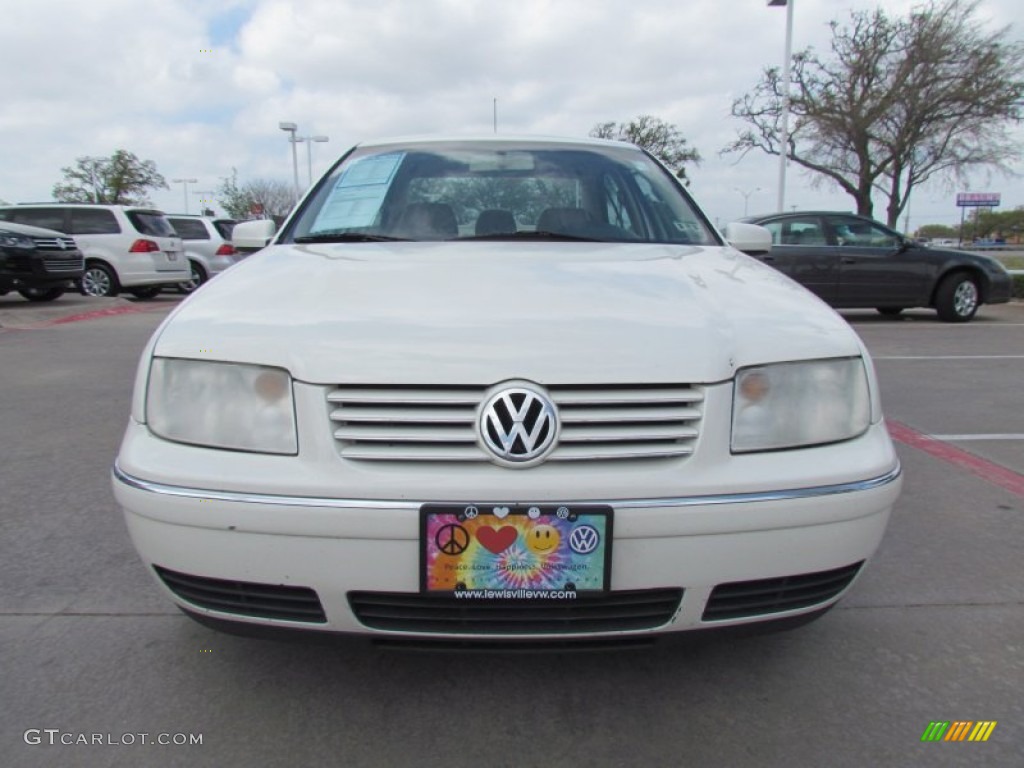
[476,526,517,554]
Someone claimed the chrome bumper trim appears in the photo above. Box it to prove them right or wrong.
[113,461,901,511]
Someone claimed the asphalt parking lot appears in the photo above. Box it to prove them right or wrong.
[1,294,1021,768]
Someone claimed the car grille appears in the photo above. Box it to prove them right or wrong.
[701,562,864,621]
[32,236,76,250]
[43,256,84,273]
[349,589,684,634]
[327,384,703,462]
[154,566,327,623]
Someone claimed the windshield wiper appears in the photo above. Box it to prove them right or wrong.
[458,230,603,242]
[294,232,407,243]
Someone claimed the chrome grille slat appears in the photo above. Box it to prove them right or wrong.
[554,388,704,405]
[328,384,703,463]
[330,406,475,424]
[327,387,482,405]
[560,405,701,423]
[339,444,486,462]
[560,424,699,442]
[333,425,477,443]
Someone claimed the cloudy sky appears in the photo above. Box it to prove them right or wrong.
[1,0,1021,230]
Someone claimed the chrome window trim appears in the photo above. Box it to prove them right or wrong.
[113,461,901,511]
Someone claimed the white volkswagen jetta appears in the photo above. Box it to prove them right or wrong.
[113,136,901,646]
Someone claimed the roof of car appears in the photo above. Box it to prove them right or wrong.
[3,203,166,214]
[354,134,635,150]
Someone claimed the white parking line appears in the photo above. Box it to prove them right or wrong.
[929,434,1024,441]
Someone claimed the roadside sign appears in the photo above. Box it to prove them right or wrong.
[956,193,1000,208]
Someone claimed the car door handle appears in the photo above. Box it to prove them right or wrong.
[841,257,857,264]
[761,255,775,262]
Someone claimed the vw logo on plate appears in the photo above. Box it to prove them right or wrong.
[568,525,600,555]
[479,385,558,465]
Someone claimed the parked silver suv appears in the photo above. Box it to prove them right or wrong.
[166,215,240,293]
[0,204,188,298]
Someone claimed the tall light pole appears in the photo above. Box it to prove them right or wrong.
[294,135,329,185]
[769,0,794,213]
[735,187,762,217]
[279,121,301,200]
[194,190,217,216]
[172,178,198,214]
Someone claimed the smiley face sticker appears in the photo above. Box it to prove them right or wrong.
[525,524,561,555]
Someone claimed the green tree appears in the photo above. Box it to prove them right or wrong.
[52,150,168,205]
[590,115,702,184]
[973,206,1024,239]
[915,223,958,239]
[725,0,1024,227]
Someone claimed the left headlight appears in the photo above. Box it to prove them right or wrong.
[146,358,298,454]
[731,357,871,453]
[0,233,35,249]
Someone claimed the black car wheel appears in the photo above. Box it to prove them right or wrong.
[129,286,163,300]
[177,261,207,294]
[935,272,980,323]
[18,286,66,302]
[80,263,120,297]
[876,307,905,317]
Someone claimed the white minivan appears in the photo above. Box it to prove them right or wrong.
[0,204,188,298]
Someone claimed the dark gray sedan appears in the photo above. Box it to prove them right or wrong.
[742,211,1013,322]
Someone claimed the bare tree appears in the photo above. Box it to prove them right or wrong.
[53,150,168,205]
[217,170,298,220]
[591,115,702,184]
[724,0,1024,226]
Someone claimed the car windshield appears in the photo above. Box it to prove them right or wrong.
[286,140,718,246]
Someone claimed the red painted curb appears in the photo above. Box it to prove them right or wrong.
[887,420,1024,497]
[47,304,154,326]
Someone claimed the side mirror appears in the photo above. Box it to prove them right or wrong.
[723,222,772,256]
[232,219,277,252]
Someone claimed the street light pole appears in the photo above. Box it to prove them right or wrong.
[296,135,329,185]
[194,190,216,216]
[172,178,198,214]
[735,187,762,217]
[279,122,301,201]
[769,0,794,213]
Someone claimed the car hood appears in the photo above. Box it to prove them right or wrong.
[0,220,69,238]
[152,241,864,384]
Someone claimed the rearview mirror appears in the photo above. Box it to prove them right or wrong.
[723,222,772,256]
[232,219,277,252]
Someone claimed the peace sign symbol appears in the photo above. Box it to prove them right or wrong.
[435,524,470,556]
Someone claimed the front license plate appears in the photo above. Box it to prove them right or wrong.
[421,504,613,598]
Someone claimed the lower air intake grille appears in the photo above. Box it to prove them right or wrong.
[43,257,84,273]
[702,562,864,621]
[154,566,327,623]
[348,588,683,634]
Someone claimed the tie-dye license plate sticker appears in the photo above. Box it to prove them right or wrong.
[420,504,612,596]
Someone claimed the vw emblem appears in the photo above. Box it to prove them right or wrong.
[479,385,558,464]
[568,525,600,555]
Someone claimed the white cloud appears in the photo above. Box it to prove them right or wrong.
[0,0,1019,225]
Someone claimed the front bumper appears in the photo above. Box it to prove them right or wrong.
[113,458,901,641]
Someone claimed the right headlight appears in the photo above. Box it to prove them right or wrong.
[146,357,297,455]
[731,357,871,453]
